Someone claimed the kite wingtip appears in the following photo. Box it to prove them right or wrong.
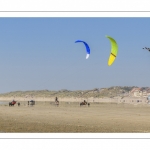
[86,54,90,59]
[108,61,112,66]
[75,40,82,43]
[106,35,110,38]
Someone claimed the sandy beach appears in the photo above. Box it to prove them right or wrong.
[0,100,150,133]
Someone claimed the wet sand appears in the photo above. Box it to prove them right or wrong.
[0,102,150,132]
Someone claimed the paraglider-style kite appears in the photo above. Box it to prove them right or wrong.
[106,35,118,66]
[143,47,150,51]
[75,40,90,59]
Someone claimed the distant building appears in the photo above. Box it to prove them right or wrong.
[147,95,150,100]
[142,90,148,97]
[146,88,150,96]
[129,87,150,97]
[129,88,142,97]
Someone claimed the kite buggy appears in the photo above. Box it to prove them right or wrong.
[80,100,90,107]
[9,100,17,106]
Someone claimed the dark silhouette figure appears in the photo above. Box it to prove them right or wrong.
[9,100,17,106]
[143,47,150,51]
[28,100,35,106]
[55,97,59,106]
[80,100,90,107]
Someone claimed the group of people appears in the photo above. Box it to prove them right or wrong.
[10,97,90,107]
[55,97,90,107]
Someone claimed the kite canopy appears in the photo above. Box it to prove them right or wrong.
[106,35,118,66]
[75,40,90,59]
[143,47,150,51]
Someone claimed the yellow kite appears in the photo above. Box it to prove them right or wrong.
[106,35,118,66]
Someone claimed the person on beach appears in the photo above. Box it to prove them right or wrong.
[55,97,58,102]
[55,97,59,106]
[18,102,20,106]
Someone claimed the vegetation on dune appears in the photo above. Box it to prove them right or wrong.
[0,86,139,98]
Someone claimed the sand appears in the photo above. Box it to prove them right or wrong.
[0,101,150,133]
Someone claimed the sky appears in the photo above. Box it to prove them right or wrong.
[0,18,150,93]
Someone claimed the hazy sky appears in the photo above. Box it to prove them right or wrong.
[0,18,150,93]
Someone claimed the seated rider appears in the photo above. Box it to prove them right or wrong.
[55,97,58,102]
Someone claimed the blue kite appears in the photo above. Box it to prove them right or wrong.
[75,40,90,59]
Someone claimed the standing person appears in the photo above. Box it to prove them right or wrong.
[84,100,87,104]
[55,97,59,106]
[55,97,58,102]
[18,102,20,106]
